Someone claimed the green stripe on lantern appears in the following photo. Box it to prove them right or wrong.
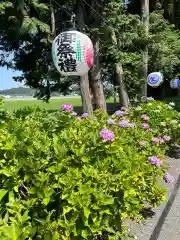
[76,39,82,62]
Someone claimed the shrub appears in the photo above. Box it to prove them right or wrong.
[0,102,177,239]
[131,100,180,145]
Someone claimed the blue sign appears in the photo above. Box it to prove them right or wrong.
[147,72,163,87]
[148,74,159,85]
[178,80,180,87]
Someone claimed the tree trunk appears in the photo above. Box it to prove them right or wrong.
[114,63,130,108]
[141,0,149,98]
[80,74,93,114]
[178,88,180,96]
[113,86,117,104]
[50,0,56,37]
[164,0,175,24]
[89,38,107,112]
[111,31,130,108]
[75,0,93,114]
[175,0,180,28]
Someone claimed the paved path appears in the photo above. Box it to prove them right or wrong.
[128,157,180,240]
[158,177,180,240]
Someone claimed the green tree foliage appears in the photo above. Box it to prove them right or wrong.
[102,0,180,99]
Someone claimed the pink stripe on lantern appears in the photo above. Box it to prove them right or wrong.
[86,47,93,68]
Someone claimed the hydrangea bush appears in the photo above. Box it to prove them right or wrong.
[0,101,178,239]
[131,100,180,145]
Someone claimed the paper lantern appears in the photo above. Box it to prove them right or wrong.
[170,79,180,89]
[147,72,163,88]
[52,30,94,76]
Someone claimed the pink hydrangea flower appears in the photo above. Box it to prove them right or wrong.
[100,128,115,142]
[152,137,165,144]
[61,104,73,111]
[141,114,150,121]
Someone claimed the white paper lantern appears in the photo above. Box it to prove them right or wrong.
[52,30,94,76]
[170,79,180,89]
[147,72,163,88]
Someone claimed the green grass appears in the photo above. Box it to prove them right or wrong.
[3,98,82,111]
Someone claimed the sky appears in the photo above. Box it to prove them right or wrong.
[0,67,23,90]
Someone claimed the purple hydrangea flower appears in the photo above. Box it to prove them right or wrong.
[100,128,115,142]
[118,120,129,127]
[162,135,171,142]
[61,104,73,111]
[72,111,77,116]
[163,173,174,183]
[128,123,136,127]
[81,113,89,118]
[114,110,127,117]
[142,123,150,129]
[118,120,136,128]
[148,156,162,166]
[107,118,115,125]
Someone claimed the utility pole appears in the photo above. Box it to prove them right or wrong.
[141,0,149,98]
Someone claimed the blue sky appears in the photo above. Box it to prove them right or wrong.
[0,67,23,90]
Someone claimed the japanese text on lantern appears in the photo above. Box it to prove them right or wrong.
[55,32,77,72]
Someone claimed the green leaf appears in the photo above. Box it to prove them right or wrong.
[44,234,51,240]
[0,169,11,176]
[101,209,111,215]
[52,232,60,240]
[13,186,19,193]
[43,197,50,206]
[8,191,14,202]
[81,230,88,239]
[101,197,114,205]
[83,207,90,219]
[81,156,89,163]
[27,145,34,154]
[79,144,86,156]
[63,206,73,214]
[0,189,8,201]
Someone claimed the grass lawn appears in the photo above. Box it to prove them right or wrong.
[3,98,82,111]
[3,97,116,113]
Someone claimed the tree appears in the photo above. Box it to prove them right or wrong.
[140,0,149,98]
[102,0,142,106]
[0,0,107,113]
